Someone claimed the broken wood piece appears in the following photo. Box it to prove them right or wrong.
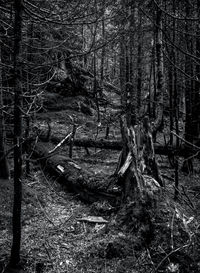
[48,125,82,154]
[48,132,72,154]
[77,216,108,224]
[57,165,65,173]
[68,161,81,170]
[118,152,132,177]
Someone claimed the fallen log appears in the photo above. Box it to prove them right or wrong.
[32,142,121,205]
[68,138,122,151]
[39,132,199,157]
[72,140,200,158]
[71,139,174,156]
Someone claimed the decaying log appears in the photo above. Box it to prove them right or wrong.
[37,130,199,157]
[70,138,123,150]
[32,142,120,205]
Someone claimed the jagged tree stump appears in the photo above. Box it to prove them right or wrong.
[116,116,162,202]
[115,116,163,246]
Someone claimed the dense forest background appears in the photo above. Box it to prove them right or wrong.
[1,0,200,272]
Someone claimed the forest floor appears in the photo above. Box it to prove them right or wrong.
[1,93,200,273]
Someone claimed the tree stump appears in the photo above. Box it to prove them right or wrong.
[116,116,162,203]
[115,116,163,246]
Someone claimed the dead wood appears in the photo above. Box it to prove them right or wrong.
[115,116,163,204]
[31,142,120,205]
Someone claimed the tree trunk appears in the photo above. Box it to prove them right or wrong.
[182,1,196,173]
[153,2,164,139]
[10,0,23,266]
[136,10,142,115]
[172,0,179,199]
[100,0,106,83]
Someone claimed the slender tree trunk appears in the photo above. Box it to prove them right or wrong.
[193,0,200,143]
[93,51,100,124]
[25,22,34,176]
[93,0,100,125]
[129,3,137,127]
[152,40,157,119]
[168,67,174,145]
[184,4,193,144]
[148,56,153,117]
[0,45,10,179]
[182,1,195,173]
[25,116,30,176]
[118,0,128,171]
[153,2,164,139]
[119,32,126,115]
[136,10,142,116]
[10,0,23,266]
[172,0,179,199]
[100,0,105,82]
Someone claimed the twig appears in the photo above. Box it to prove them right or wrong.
[152,244,189,273]
[40,165,68,201]
[48,125,82,154]
[59,213,74,227]
[181,185,195,209]
[43,241,52,261]
[171,131,200,151]
[36,195,57,227]
[48,132,72,154]
[170,209,176,250]
[172,186,195,211]
[27,135,39,160]
[183,151,200,162]
[161,174,174,181]
[146,248,156,271]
